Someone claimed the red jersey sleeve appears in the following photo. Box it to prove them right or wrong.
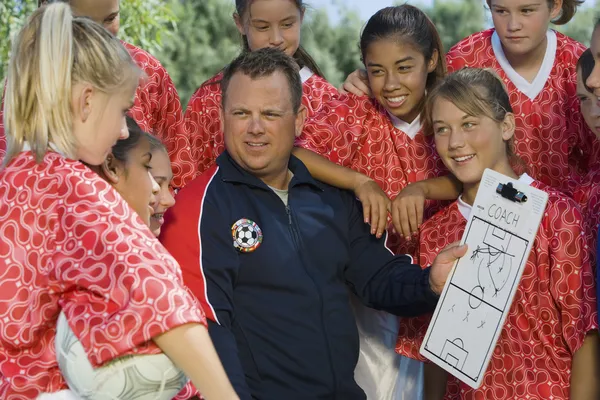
[297,93,372,167]
[54,167,206,368]
[544,194,597,354]
[123,42,193,189]
[301,74,339,117]
[183,74,224,180]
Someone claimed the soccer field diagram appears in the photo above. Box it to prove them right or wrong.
[422,216,529,384]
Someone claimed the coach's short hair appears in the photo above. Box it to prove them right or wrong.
[221,48,303,114]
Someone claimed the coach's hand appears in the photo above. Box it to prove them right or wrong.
[429,242,468,295]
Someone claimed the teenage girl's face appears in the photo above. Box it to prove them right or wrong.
[586,27,600,106]
[70,0,121,36]
[73,85,134,166]
[577,66,600,140]
[365,38,437,123]
[432,97,515,186]
[110,137,159,227]
[148,149,175,237]
[235,0,303,57]
[489,0,561,57]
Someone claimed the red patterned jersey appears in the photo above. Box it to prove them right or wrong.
[122,42,193,189]
[573,165,600,262]
[298,93,447,256]
[0,151,206,399]
[396,179,597,399]
[0,42,193,188]
[446,29,600,194]
[183,67,338,184]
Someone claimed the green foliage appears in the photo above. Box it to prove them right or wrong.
[412,0,486,53]
[556,4,600,46]
[119,0,177,54]
[155,0,240,108]
[0,0,37,81]
[0,0,175,84]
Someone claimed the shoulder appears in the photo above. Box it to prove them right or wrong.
[121,41,166,72]
[174,164,223,210]
[186,72,224,110]
[303,74,337,93]
[554,31,586,62]
[447,29,494,58]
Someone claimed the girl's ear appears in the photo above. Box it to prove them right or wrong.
[233,12,245,36]
[501,112,516,142]
[427,49,439,74]
[550,0,563,20]
[100,154,123,185]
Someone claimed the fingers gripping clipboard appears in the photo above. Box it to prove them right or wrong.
[419,169,549,389]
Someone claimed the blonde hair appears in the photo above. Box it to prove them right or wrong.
[2,2,141,166]
[424,68,525,170]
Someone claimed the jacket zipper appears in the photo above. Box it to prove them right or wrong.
[285,204,339,393]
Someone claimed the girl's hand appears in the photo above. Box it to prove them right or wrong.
[354,176,391,239]
[391,182,427,240]
[339,68,371,97]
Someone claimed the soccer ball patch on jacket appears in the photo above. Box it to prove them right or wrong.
[232,218,263,252]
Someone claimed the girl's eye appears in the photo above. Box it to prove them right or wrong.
[255,26,269,31]
[463,122,475,129]
[435,126,448,134]
[282,22,294,28]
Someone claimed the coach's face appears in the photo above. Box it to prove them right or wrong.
[222,71,306,189]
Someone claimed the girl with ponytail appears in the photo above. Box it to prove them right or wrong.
[0,3,237,399]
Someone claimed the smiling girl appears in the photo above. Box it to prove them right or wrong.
[184,0,337,179]
[294,5,456,399]
[396,67,598,400]
[341,0,599,196]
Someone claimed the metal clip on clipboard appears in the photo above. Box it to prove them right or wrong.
[496,182,527,203]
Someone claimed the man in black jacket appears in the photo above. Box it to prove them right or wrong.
[161,48,467,400]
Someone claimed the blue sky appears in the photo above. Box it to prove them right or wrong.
[308,0,434,23]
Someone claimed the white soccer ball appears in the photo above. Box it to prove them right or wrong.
[55,312,188,400]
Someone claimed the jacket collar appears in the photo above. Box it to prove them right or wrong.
[217,150,324,192]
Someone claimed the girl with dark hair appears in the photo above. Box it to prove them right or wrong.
[183,0,338,179]
[342,0,599,196]
[398,67,598,400]
[292,5,456,398]
[87,117,161,228]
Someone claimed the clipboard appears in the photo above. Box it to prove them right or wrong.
[419,168,549,389]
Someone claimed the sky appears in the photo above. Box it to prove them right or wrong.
[308,0,434,24]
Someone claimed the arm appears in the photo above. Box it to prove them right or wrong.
[161,186,252,399]
[293,147,390,237]
[154,324,239,400]
[546,198,599,397]
[570,330,600,400]
[342,191,466,316]
[391,175,462,239]
[153,67,196,190]
[184,81,223,179]
[55,171,236,397]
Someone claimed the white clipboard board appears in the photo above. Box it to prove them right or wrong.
[420,169,549,388]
